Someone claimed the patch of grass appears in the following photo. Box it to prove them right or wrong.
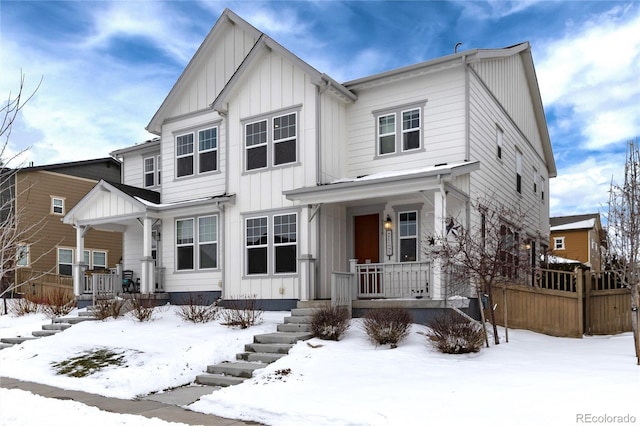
[51,348,134,377]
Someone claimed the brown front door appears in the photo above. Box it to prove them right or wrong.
[354,213,380,264]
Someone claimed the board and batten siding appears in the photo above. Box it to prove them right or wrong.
[167,24,258,119]
[319,93,348,184]
[468,68,548,237]
[345,67,467,179]
[160,111,227,204]
[470,54,545,163]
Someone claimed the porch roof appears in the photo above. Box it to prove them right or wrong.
[284,161,480,204]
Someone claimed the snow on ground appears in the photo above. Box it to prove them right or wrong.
[1,303,639,426]
[0,388,187,426]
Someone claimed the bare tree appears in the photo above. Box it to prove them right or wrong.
[0,73,52,313]
[426,197,533,345]
[605,139,640,365]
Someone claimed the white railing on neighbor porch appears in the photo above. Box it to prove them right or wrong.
[356,262,431,299]
[83,271,119,297]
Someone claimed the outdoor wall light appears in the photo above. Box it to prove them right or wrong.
[384,215,393,230]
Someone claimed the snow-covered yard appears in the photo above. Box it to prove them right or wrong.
[1,304,638,426]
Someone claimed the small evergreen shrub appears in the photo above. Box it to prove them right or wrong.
[311,305,350,340]
[362,307,413,348]
[176,294,219,324]
[220,295,262,328]
[426,312,485,354]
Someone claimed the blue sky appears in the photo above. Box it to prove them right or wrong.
[1,1,639,218]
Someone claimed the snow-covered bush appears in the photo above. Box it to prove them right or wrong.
[426,312,485,354]
[311,305,350,340]
[362,307,412,348]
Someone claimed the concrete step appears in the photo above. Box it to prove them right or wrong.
[0,343,14,350]
[236,352,286,363]
[0,336,39,345]
[277,323,311,332]
[244,342,293,354]
[42,323,72,331]
[296,300,330,309]
[206,361,265,379]
[254,332,313,345]
[290,307,317,317]
[32,330,61,337]
[53,316,96,324]
[283,315,313,324]
[196,373,247,387]
[78,311,96,317]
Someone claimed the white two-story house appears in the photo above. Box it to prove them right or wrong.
[64,9,556,313]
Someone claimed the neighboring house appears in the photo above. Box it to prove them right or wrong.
[549,214,606,271]
[64,9,556,311]
[2,158,123,289]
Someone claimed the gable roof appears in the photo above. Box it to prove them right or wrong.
[550,213,601,230]
[146,9,262,134]
[110,138,160,158]
[106,181,161,204]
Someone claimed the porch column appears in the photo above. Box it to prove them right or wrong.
[72,226,86,297]
[431,188,447,300]
[140,217,155,294]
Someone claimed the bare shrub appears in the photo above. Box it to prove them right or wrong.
[40,287,76,319]
[311,305,350,340]
[220,295,262,329]
[9,296,39,316]
[93,297,129,320]
[128,294,156,322]
[362,307,413,348]
[176,294,219,324]
[426,311,485,354]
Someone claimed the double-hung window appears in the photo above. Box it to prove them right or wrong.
[515,149,523,194]
[244,110,298,172]
[245,213,298,275]
[399,211,417,262]
[198,128,217,173]
[176,216,218,271]
[176,134,194,178]
[16,243,29,267]
[93,251,107,270]
[554,237,565,250]
[176,126,218,178]
[51,197,65,215]
[58,248,73,276]
[374,102,424,157]
[144,156,156,187]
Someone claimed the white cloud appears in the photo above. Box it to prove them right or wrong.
[536,4,640,149]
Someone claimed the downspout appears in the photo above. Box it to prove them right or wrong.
[217,201,225,300]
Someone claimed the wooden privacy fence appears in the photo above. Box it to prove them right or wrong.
[14,268,73,300]
[490,269,631,338]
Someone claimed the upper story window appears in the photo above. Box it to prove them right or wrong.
[51,196,65,215]
[515,149,523,194]
[541,176,546,201]
[144,156,156,187]
[244,109,299,172]
[374,102,425,158]
[496,126,503,159]
[533,167,539,194]
[16,243,29,267]
[175,125,219,178]
[554,237,565,250]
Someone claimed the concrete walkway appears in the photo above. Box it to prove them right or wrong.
[0,377,259,425]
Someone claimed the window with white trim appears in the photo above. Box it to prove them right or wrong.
[374,103,424,157]
[16,243,29,267]
[176,133,194,177]
[198,128,217,173]
[554,237,565,250]
[144,156,156,187]
[515,149,523,194]
[157,155,162,185]
[533,167,539,194]
[245,213,298,275]
[176,215,218,271]
[93,251,107,270]
[58,248,73,276]
[541,176,546,201]
[175,125,219,178]
[399,211,417,262]
[51,197,65,215]
[245,111,298,171]
[496,126,503,159]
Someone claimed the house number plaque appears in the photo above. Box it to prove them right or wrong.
[385,229,393,258]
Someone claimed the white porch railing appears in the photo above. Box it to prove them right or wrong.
[331,271,355,316]
[356,262,431,299]
[83,273,119,296]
